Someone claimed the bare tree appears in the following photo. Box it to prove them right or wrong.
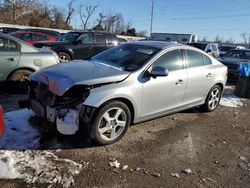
[1,0,36,23]
[65,0,74,27]
[241,32,248,44]
[214,35,223,44]
[79,4,98,30]
[224,37,235,44]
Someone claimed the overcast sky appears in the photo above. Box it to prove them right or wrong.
[49,0,250,42]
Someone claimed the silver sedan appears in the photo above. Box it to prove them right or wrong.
[0,33,59,82]
[29,41,228,145]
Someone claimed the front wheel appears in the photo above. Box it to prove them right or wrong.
[90,101,131,145]
[58,52,71,62]
[202,85,222,112]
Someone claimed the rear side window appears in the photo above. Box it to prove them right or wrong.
[203,54,212,65]
[186,50,204,68]
[0,37,18,52]
[16,33,32,41]
[153,49,184,71]
[95,33,106,43]
[32,33,49,41]
[212,45,217,51]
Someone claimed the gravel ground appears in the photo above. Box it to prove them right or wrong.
[0,86,249,188]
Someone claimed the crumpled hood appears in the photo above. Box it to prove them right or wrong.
[30,60,130,96]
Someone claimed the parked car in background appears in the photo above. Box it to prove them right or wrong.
[0,27,20,34]
[10,31,56,45]
[218,49,250,82]
[0,33,59,82]
[188,42,220,58]
[219,45,246,55]
[17,28,61,39]
[28,41,227,145]
[33,31,119,62]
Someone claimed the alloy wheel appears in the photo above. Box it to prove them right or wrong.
[98,107,127,141]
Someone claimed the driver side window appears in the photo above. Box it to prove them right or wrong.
[152,49,184,71]
[79,33,93,44]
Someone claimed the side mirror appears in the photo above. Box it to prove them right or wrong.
[206,49,212,53]
[151,67,169,78]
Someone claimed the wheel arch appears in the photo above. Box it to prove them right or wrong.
[54,48,74,60]
[95,97,135,125]
[6,67,36,81]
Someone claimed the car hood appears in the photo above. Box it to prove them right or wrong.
[30,60,130,96]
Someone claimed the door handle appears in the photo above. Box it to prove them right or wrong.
[175,79,183,85]
[6,57,16,61]
[206,73,212,77]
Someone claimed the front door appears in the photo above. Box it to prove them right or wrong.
[73,33,94,60]
[0,37,20,81]
[141,49,187,119]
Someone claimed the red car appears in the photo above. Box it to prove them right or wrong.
[10,31,56,45]
[0,105,4,137]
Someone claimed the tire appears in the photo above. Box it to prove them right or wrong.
[90,101,131,145]
[9,69,32,82]
[202,85,222,112]
[58,52,71,62]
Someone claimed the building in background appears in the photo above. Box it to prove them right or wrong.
[150,33,198,44]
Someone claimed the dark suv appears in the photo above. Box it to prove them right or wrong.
[33,31,119,62]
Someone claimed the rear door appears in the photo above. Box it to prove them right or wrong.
[73,33,94,60]
[183,50,214,105]
[0,36,21,81]
[94,33,108,55]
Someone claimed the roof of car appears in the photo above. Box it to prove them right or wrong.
[11,31,52,36]
[189,42,217,45]
[131,40,186,49]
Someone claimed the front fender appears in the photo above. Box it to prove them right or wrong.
[53,47,74,59]
[83,82,142,122]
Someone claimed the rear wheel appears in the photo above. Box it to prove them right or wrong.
[58,52,71,62]
[8,69,33,91]
[202,85,222,112]
[90,101,131,145]
[9,69,32,82]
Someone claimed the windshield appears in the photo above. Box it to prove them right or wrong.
[91,43,160,71]
[189,43,207,50]
[57,32,81,42]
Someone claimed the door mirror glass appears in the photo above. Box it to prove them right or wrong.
[151,67,169,77]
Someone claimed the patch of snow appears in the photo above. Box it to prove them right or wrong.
[220,94,244,108]
[0,109,40,150]
[0,150,83,187]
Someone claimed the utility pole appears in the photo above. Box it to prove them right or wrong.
[150,0,154,36]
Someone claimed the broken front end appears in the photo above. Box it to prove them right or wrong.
[28,81,96,135]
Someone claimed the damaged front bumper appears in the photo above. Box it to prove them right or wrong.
[29,99,96,135]
[27,82,96,135]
